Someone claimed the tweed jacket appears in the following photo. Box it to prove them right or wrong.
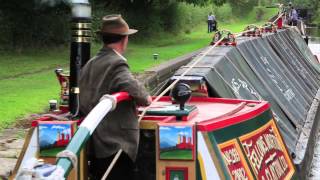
[79,47,150,161]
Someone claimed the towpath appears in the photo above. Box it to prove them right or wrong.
[0,128,27,179]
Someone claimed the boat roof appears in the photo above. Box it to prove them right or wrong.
[141,96,270,131]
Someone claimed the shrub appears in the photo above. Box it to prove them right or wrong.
[255,6,266,21]
[212,4,233,23]
[0,1,70,51]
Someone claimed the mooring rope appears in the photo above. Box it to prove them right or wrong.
[137,13,283,123]
[101,12,285,180]
[137,37,224,122]
[101,149,123,180]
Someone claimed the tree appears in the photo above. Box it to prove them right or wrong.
[211,0,227,6]
[0,0,70,50]
[211,0,257,16]
[228,0,257,16]
[92,0,212,37]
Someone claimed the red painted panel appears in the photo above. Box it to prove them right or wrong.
[239,120,295,179]
[147,96,270,131]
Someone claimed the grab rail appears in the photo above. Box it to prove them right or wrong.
[55,92,130,178]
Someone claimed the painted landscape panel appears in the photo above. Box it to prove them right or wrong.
[159,125,194,160]
[38,121,77,157]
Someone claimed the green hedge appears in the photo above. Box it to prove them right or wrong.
[0,1,280,50]
[0,2,212,49]
[0,1,70,51]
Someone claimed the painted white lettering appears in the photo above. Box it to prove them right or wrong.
[232,168,248,180]
[223,148,241,165]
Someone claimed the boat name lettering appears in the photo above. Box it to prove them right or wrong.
[239,121,294,179]
[219,140,253,179]
[223,147,241,165]
[232,167,248,180]
[261,155,288,180]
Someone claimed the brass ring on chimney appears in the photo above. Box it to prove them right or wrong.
[72,30,91,36]
[72,37,90,43]
[72,23,91,29]
[71,87,80,94]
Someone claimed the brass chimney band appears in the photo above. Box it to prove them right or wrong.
[71,87,80,94]
[72,22,91,29]
[72,22,91,42]
[72,30,91,36]
[72,37,90,43]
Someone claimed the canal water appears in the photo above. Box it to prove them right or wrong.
[307,27,320,180]
[307,27,320,56]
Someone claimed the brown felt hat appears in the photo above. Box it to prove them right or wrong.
[96,14,138,36]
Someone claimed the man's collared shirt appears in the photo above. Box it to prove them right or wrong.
[112,49,127,61]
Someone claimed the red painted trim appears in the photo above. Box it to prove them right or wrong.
[59,105,69,113]
[31,116,82,127]
[31,116,52,127]
[37,120,78,125]
[197,102,270,131]
[165,167,188,180]
[112,92,131,103]
[76,117,84,125]
[152,96,270,132]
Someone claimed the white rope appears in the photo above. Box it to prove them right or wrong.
[137,15,284,122]
[137,37,224,122]
[100,149,123,180]
[272,13,284,25]
[100,12,286,179]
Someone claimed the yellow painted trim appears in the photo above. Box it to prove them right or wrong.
[239,119,295,179]
[139,121,158,130]
[218,139,254,180]
[198,153,207,180]
[202,132,226,179]
[270,120,295,180]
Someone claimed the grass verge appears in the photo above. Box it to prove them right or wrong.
[0,7,277,129]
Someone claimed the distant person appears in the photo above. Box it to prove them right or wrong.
[212,13,217,31]
[207,12,214,33]
[283,2,292,25]
[289,6,298,26]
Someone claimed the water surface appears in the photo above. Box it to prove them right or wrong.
[307,27,320,55]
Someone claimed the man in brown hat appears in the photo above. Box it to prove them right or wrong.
[79,14,151,179]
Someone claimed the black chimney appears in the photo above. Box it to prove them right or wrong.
[69,1,91,115]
